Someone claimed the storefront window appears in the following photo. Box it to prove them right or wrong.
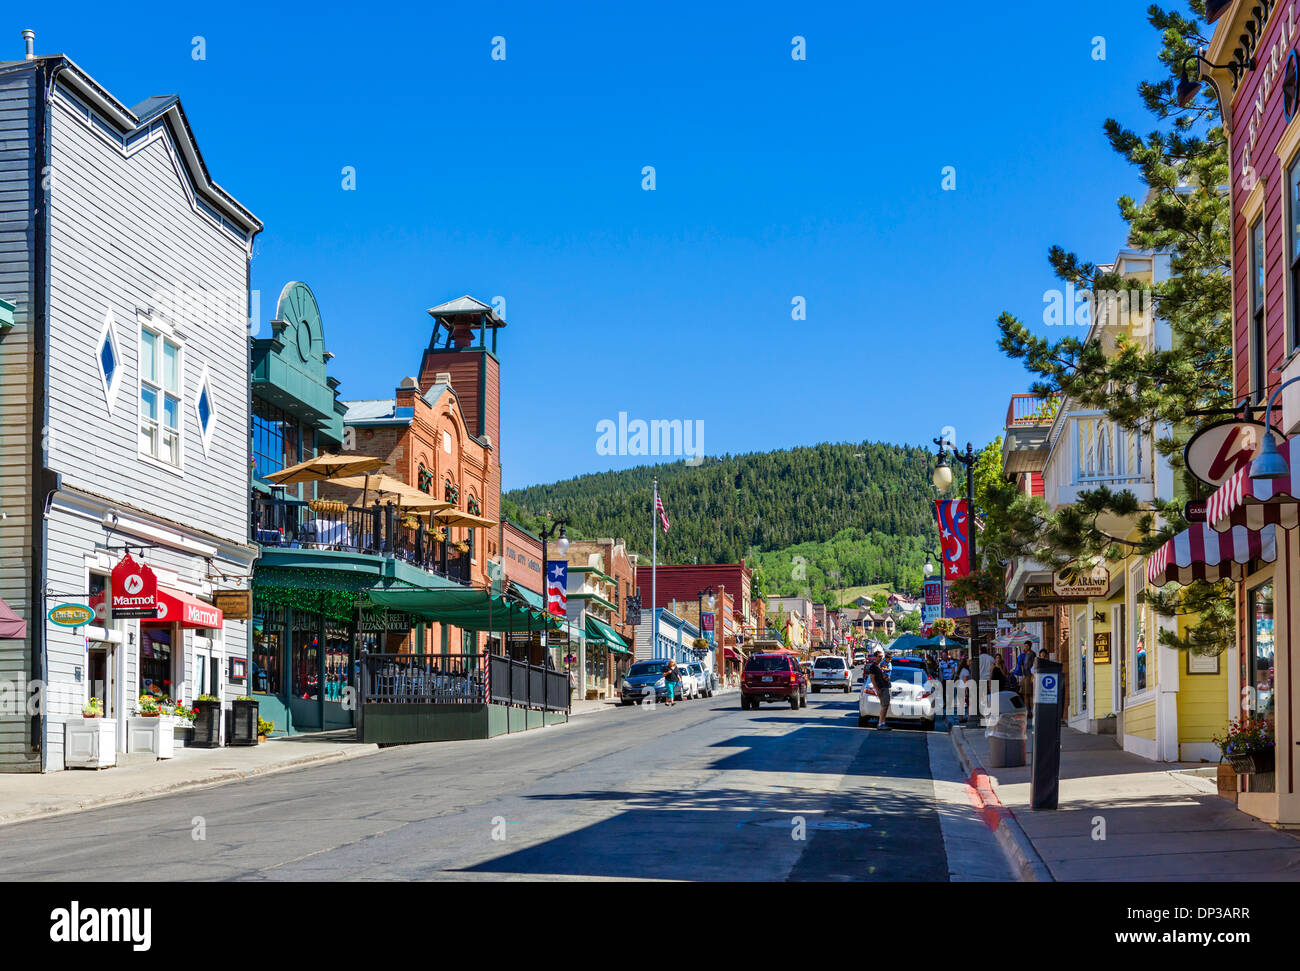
[252,603,285,696]
[1248,582,1275,724]
[252,399,301,486]
[140,627,172,701]
[292,611,320,701]
[586,640,606,686]
[324,623,352,702]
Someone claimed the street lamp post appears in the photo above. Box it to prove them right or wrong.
[538,515,570,677]
[934,439,979,723]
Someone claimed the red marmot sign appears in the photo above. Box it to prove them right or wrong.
[111,553,158,619]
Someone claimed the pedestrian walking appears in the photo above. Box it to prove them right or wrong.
[1015,641,1035,711]
[990,654,1006,694]
[978,646,992,683]
[957,657,972,722]
[664,659,681,707]
[868,648,892,731]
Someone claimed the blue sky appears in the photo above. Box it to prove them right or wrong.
[26,0,1166,489]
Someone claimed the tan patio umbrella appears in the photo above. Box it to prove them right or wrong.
[327,474,452,514]
[430,509,498,529]
[263,452,386,486]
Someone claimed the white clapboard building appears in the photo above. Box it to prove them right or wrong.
[0,34,261,770]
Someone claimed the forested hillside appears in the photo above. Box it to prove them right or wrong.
[502,442,937,599]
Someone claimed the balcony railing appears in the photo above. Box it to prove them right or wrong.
[357,652,569,713]
[252,492,471,582]
[1006,393,1061,428]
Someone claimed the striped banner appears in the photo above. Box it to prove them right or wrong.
[1146,523,1277,586]
[1207,438,1300,532]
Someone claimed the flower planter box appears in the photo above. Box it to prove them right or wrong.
[65,717,117,769]
[191,700,223,748]
[174,721,194,746]
[230,699,258,746]
[1229,751,1275,775]
[128,715,177,759]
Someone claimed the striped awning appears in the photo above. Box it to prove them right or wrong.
[1208,439,1300,531]
[1146,523,1277,586]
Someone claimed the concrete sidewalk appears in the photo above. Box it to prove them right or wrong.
[0,730,379,828]
[951,723,1300,881]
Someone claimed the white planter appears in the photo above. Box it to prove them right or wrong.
[65,717,117,769]
[128,715,177,759]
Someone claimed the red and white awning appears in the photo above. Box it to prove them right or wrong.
[1207,439,1300,531]
[1146,523,1276,586]
[141,587,223,629]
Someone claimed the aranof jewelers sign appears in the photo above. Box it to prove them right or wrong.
[1051,565,1109,599]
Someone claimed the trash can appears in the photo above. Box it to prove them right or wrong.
[986,690,1027,768]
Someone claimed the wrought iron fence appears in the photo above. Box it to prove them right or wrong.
[361,653,486,704]
[489,654,568,712]
[252,492,469,580]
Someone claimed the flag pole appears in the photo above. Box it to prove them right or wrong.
[652,477,658,660]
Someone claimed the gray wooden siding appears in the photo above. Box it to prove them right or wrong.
[44,495,252,771]
[0,67,37,771]
[46,88,251,545]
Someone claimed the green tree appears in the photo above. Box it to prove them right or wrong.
[991,2,1233,656]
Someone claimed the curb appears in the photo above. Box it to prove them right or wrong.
[950,726,1054,882]
[0,744,381,829]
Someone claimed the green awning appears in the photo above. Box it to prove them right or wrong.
[508,582,545,612]
[0,298,13,330]
[253,565,383,622]
[586,615,631,654]
[367,586,562,632]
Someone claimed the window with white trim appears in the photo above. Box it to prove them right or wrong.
[140,326,182,466]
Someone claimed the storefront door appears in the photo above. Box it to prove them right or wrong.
[322,621,354,729]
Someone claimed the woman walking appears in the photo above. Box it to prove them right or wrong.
[664,659,681,707]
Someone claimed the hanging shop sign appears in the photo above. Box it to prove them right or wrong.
[110,553,158,619]
[1014,604,1054,620]
[1184,419,1284,490]
[212,589,252,621]
[48,603,94,628]
[1052,564,1109,599]
[625,595,641,627]
[1183,500,1207,524]
[357,606,412,633]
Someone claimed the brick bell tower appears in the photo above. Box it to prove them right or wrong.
[417,295,506,522]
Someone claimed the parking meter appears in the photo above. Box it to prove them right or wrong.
[1030,658,1062,810]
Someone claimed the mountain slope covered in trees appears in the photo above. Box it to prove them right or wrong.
[502,442,937,598]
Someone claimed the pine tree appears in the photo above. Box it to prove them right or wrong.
[991,2,1233,655]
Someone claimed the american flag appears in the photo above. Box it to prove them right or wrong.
[546,561,568,616]
[655,483,670,533]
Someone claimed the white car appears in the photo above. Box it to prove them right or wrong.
[673,665,699,700]
[810,655,852,693]
[859,662,937,730]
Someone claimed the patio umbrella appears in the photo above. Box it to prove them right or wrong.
[327,474,451,514]
[263,453,385,486]
[431,509,498,529]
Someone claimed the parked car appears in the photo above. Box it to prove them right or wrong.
[810,654,852,693]
[859,662,936,730]
[675,663,700,700]
[687,661,715,697]
[621,659,672,705]
[741,653,808,710]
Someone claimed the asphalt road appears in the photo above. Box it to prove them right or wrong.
[0,676,1010,881]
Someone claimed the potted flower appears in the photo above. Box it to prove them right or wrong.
[453,540,470,554]
[128,693,176,759]
[1213,718,1275,775]
[932,618,957,638]
[192,694,223,748]
[231,695,259,746]
[65,696,116,769]
[257,717,275,743]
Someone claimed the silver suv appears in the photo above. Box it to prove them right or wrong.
[688,661,715,698]
[810,655,852,693]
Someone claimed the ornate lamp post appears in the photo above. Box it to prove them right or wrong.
[934,438,979,723]
[538,515,569,674]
